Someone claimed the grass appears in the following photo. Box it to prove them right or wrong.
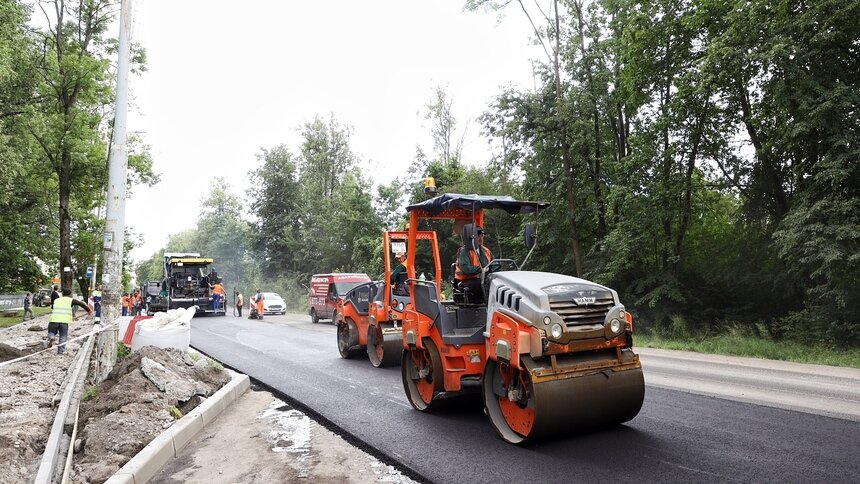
[0,306,52,328]
[637,333,860,368]
[168,405,183,420]
[189,352,224,371]
[83,386,98,402]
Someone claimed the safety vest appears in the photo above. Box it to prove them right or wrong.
[50,297,74,324]
[92,290,102,302]
[454,246,492,280]
[213,284,225,295]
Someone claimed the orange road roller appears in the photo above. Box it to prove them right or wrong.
[399,192,644,444]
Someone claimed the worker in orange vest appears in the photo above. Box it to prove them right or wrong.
[121,293,130,316]
[212,281,225,311]
[454,226,492,304]
[255,289,264,320]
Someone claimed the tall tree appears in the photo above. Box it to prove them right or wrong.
[248,145,302,277]
[26,0,118,291]
[196,178,251,292]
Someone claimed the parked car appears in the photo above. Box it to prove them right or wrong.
[262,292,287,315]
[35,289,52,307]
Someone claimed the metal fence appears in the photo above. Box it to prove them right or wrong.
[0,294,24,314]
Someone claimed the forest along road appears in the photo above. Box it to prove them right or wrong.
[190,313,860,484]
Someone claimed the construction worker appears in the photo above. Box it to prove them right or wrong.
[212,281,225,311]
[50,285,60,306]
[47,288,91,354]
[390,251,409,296]
[91,284,103,323]
[236,291,244,317]
[454,226,492,304]
[255,289,264,320]
[23,292,34,321]
[121,293,130,316]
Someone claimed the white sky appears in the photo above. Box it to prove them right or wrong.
[125,1,542,262]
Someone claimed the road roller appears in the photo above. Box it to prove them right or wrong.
[336,230,440,367]
[399,191,644,444]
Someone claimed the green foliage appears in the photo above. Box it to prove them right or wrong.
[116,343,130,360]
[0,0,155,294]
[83,386,98,402]
[206,357,224,372]
[637,333,860,369]
[168,405,182,420]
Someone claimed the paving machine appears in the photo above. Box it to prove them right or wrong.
[399,193,644,444]
[161,252,226,316]
[336,230,438,367]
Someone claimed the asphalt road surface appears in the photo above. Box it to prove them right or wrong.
[191,312,860,484]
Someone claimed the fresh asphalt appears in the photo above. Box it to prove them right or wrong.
[190,312,859,484]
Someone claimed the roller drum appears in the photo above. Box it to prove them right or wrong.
[483,353,644,444]
[367,324,402,367]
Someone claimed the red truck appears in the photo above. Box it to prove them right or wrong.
[308,273,370,324]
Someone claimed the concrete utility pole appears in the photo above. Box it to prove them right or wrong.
[96,0,132,382]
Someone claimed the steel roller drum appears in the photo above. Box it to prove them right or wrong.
[483,352,645,444]
[367,324,402,368]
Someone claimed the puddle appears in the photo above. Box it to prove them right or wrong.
[368,457,418,483]
[257,399,312,477]
[257,398,417,483]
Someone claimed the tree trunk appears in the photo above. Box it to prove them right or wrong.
[555,0,583,277]
[660,78,672,270]
[59,146,73,292]
[738,80,788,218]
[673,109,706,275]
[573,1,607,240]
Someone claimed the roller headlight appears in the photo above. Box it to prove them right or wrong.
[397,301,405,311]
[550,323,563,339]
[543,316,552,325]
[609,318,622,334]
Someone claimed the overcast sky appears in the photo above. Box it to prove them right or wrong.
[125,1,542,261]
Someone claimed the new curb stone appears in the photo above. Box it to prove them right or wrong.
[105,368,250,484]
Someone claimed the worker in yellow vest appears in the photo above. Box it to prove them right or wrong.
[47,288,91,354]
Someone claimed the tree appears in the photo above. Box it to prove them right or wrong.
[20,0,154,294]
[196,178,252,291]
[467,0,586,276]
[248,145,301,277]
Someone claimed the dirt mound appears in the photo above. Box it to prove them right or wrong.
[73,346,229,483]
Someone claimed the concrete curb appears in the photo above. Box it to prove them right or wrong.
[105,368,250,484]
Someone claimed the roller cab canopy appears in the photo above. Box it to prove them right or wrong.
[406,193,550,215]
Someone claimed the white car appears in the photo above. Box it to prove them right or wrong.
[261,292,286,315]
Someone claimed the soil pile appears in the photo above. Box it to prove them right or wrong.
[72,346,230,483]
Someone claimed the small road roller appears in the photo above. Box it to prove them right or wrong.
[336,230,439,367]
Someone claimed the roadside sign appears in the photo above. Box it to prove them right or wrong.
[86,265,93,278]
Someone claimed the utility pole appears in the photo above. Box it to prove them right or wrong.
[96,0,132,382]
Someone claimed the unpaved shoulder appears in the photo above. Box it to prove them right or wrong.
[152,386,416,484]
